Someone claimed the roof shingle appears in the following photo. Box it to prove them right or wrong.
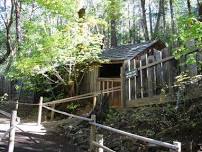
[101,40,165,61]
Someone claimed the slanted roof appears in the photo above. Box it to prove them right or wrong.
[101,40,166,61]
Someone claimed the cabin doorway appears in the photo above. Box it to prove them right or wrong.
[97,63,122,107]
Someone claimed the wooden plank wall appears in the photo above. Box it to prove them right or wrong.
[124,48,177,105]
[97,78,122,107]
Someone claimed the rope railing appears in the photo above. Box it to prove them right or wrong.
[40,100,181,152]
[0,101,39,106]
[42,105,92,122]
[43,86,121,105]
[89,121,179,150]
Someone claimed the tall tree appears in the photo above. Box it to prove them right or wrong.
[0,0,15,65]
[105,0,122,47]
[140,0,149,41]
[187,0,191,15]
[169,0,175,33]
[153,0,164,38]
[149,1,153,38]
[162,0,166,32]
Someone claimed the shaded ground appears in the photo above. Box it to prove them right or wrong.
[0,117,79,152]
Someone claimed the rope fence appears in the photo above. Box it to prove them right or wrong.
[37,95,181,152]
[0,87,181,152]
[44,86,121,105]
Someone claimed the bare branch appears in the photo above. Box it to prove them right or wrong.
[42,73,58,84]
[52,69,67,85]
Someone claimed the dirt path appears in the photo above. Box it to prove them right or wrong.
[0,117,80,152]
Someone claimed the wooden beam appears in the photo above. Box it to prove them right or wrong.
[140,60,144,98]
[97,77,121,82]
[137,56,174,70]
[121,62,126,107]
[133,59,137,99]
[128,60,131,101]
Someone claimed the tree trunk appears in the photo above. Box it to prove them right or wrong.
[111,20,117,47]
[198,2,202,21]
[187,0,191,15]
[153,0,164,39]
[149,2,153,39]
[169,0,175,33]
[0,0,15,65]
[140,0,149,41]
[162,0,166,32]
[15,0,21,45]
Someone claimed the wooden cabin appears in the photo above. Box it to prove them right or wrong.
[81,40,177,108]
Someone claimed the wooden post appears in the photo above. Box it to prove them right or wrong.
[128,60,131,101]
[173,141,181,152]
[102,81,105,91]
[160,51,164,83]
[8,110,17,152]
[121,63,126,108]
[90,115,96,152]
[93,95,97,109]
[147,56,154,97]
[111,81,114,103]
[107,81,109,95]
[37,97,43,126]
[50,104,55,121]
[153,65,157,95]
[96,134,104,152]
[140,60,144,98]
[133,59,137,100]
[15,100,18,111]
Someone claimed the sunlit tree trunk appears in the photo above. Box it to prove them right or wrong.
[15,0,20,45]
[0,0,15,65]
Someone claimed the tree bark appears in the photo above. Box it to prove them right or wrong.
[111,20,117,47]
[15,0,21,45]
[162,0,166,32]
[140,0,149,41]
[149,2,153,39]
[198,2,202,21]
[187,0,191,15]
[153,0,164,39]
[169,0,175,33]
[0,0,15,64]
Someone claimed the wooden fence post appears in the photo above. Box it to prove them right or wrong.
[8,110,17,152]
[170,141,182,152]
[121,62,126,107]
[90,115,96,152]
[15,100,19,110]
[50,104,55,121]
[173,141,181,152]
[37,97,43,126]
[93,96,97,110]
[96,134,104,152]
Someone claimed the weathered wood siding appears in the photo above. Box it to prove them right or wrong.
[80,67,99,94]
[123,48,178,107]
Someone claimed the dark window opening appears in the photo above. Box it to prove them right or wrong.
[99,64,122,78]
